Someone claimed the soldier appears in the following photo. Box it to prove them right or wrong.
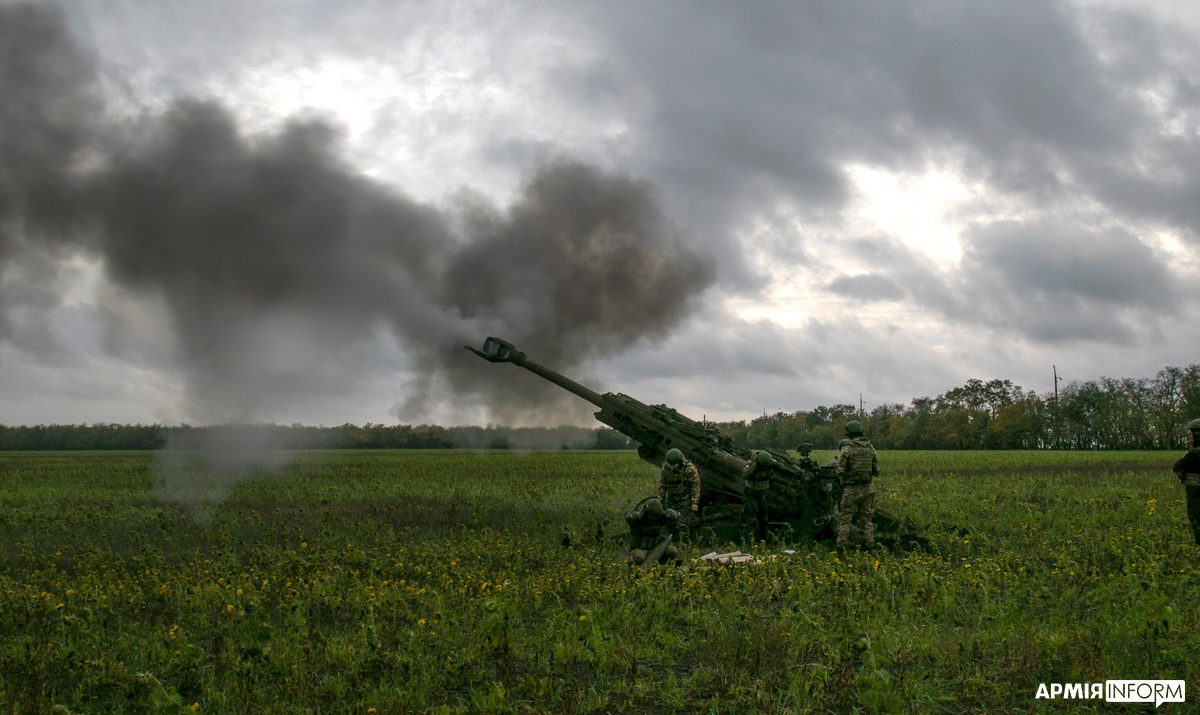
[659,448,701,529]
[795,443,821,477]
[1172,418,1200,546]
[740,450,775,544]
[624,498,681,564]
[835,420,879,551]
[833,438,852,482]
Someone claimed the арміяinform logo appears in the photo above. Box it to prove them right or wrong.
[1035,680,1185,708]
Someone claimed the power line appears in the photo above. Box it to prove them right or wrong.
[905,364,1058,402]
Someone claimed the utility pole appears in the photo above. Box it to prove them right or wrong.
[859,393,864,417]
[1053,365,1061,402]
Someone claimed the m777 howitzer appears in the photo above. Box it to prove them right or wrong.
[468,336,923,548]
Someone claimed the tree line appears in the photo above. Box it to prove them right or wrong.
[717,364,1200,451]
[0,423,631,451]
[4,364,1198,451]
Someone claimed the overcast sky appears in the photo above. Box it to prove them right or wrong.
[2,0,1199,427]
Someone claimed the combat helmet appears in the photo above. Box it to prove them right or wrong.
[797,442,813,455]
[642,497,664,517]
[755,450,776,468]
[845,420,864,436]
[838,438,851,448]
[665,448,684,466]
[1188,418,1200,431]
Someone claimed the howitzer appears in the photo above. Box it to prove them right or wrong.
[469,337,924,548]
[468,337,750,502]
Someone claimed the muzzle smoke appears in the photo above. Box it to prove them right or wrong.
[1,3,716,427]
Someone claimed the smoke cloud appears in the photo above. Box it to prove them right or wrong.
[0,3,715,424]
[0,3,98,342]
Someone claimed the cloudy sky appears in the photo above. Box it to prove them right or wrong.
[2,0,1199,427]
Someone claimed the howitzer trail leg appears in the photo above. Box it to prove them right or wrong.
[641,534,674,569]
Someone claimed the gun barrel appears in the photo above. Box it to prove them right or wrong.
[467,337,604,408]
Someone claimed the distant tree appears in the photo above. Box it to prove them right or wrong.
[991,397,1043,449]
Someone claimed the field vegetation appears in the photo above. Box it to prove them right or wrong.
[0,449,1196,713]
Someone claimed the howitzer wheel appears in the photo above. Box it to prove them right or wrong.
[630,495,658,513]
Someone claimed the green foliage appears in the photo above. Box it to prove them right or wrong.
[720,364,1200,451]
[0,449,1197,713]
[0,425,632,451]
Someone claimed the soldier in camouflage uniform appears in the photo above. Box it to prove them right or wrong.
[795,443,822,477]
[740,451,776,544]
[660,448,701,540]
[1172,418,1200,546]
[832,438,852,484]
[835,420,879,550]
[625,497,682,564]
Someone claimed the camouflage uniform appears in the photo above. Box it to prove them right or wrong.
[624,499,681,564]
[1172,440,1200,546]
[740,456,773,544]
[833,439,852,483]
[795,452,822,478]
[660,456,701,538]
[835,436,879,548]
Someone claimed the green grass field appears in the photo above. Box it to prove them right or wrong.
[0,449,1196,714]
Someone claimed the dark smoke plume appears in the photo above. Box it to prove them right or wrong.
[0,3,715,424]
[0,3,98,342]
[426,159,715,420]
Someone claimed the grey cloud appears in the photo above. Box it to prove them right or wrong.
[0,3,97,244]
[826,274,905,302]
[893,4,1137,187]
[967,220,1173,306]
[0,251,68,353]
[600,308,964,418]
[958,219,1176,343]
[824,222,1177,347]
[0,3,98,345]
[830,235,966,320]
[556,2,1135,260]
[605,310,801,383]
[523,0,1200,321]
[55,0,1200,247]
[1064,12,1200,240]
[55,1,1200,263]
